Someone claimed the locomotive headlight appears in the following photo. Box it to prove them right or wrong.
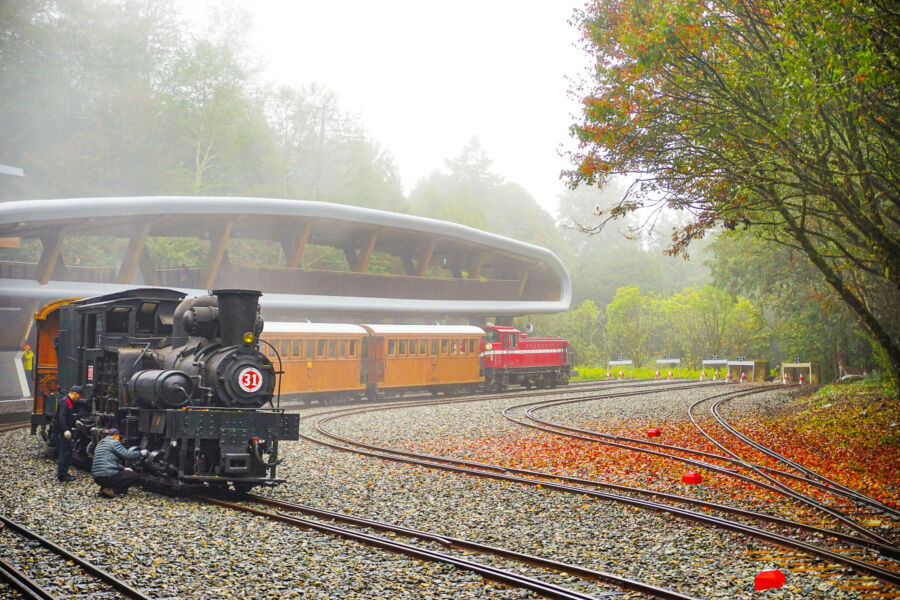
[485,343,493,351]
[242,332,255,344]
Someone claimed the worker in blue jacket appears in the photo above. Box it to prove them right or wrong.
[91,428,147,498]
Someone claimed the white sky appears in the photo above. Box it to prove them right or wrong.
[179,1,590,216]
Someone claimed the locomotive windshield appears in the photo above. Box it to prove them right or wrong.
[485,330,500,343]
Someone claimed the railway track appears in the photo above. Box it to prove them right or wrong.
[512,388,900,547]
[0,514,153,600]
[0,421,28,435]
[202,493,702,600]
[289,382,900,589]
[709,395,900,518]
[686,394,898,545]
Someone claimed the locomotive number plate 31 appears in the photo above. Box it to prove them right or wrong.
[238,366,264,393]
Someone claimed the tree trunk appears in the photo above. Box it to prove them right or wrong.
[780,206,900,398]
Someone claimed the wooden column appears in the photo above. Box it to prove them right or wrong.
[354,231,378,273]
[138,248,159,286]
[416,241,436,277]
[517,264,533,298]
[35,228,64,285]
[285,221,312,269]
[116,222,151,283]
[203,221,233,289]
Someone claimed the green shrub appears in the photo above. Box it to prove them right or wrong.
[574,365,725,380]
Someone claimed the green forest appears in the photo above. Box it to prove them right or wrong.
[2,0,896,385]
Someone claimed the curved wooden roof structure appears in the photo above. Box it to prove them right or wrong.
[0,196,571,349]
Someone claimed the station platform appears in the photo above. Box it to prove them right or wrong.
[1,350,30,401]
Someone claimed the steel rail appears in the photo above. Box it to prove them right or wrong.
[240,494,703,600]
[203,497,690,600]
[301,395,900,585]
[301,384,900,558]
[0,421,28,434]
[0,515,155,600]
[520,388,876,498]
[709,397,900,519]
[686,396,898,549]
[512,389,900,555]
[0,556,57,600]
[504,403,900,557]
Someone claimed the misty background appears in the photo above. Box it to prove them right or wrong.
[0,1,877,379]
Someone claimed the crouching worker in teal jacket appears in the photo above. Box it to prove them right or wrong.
[91,428,147,498]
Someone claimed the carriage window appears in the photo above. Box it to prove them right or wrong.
[399,340,407,355]
[431,340,438,355]
[340,340,347,357]
[441,339,448,354]
[281,340,290,356]
[451,340,459,354]
[292,340,301,356]
[419,340,427,355]
[388,339,396,355]
[349,340,357,356]
[317,340,326,357]
[306,340,314,358]
[107,307,130,333]
[329,340,336,357]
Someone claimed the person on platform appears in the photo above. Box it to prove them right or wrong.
[91,428,146,498]
[22,344,34,372]
[22,344,34,393]
[54,385,83,482]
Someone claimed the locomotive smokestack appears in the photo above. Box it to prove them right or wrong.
[213,289,262,347]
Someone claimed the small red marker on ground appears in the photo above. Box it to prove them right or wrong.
[647,428,661,437]
[682,472,702,484]
[754,569,786,590]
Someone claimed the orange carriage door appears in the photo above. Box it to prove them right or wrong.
[363,336,385,383]
[33,301,65,414]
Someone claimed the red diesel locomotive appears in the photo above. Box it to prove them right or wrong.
[480,325,575,391]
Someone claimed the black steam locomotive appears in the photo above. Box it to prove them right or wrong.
[30,288,299,494]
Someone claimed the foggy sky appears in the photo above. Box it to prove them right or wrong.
[178,1,589,216]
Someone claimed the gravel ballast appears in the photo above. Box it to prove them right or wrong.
[0,383,893,599]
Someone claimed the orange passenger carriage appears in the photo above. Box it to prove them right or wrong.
[30,297,79,437]
[262,322,486,401]
[360,324,485,398]
[261,322,369,403]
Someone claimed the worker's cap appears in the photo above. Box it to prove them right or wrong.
[70,385,83,394]
[24,344,30,349]
[106,428,119,436]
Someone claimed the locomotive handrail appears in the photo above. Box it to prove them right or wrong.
[258,337,283,409]
[131,342,152,369]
